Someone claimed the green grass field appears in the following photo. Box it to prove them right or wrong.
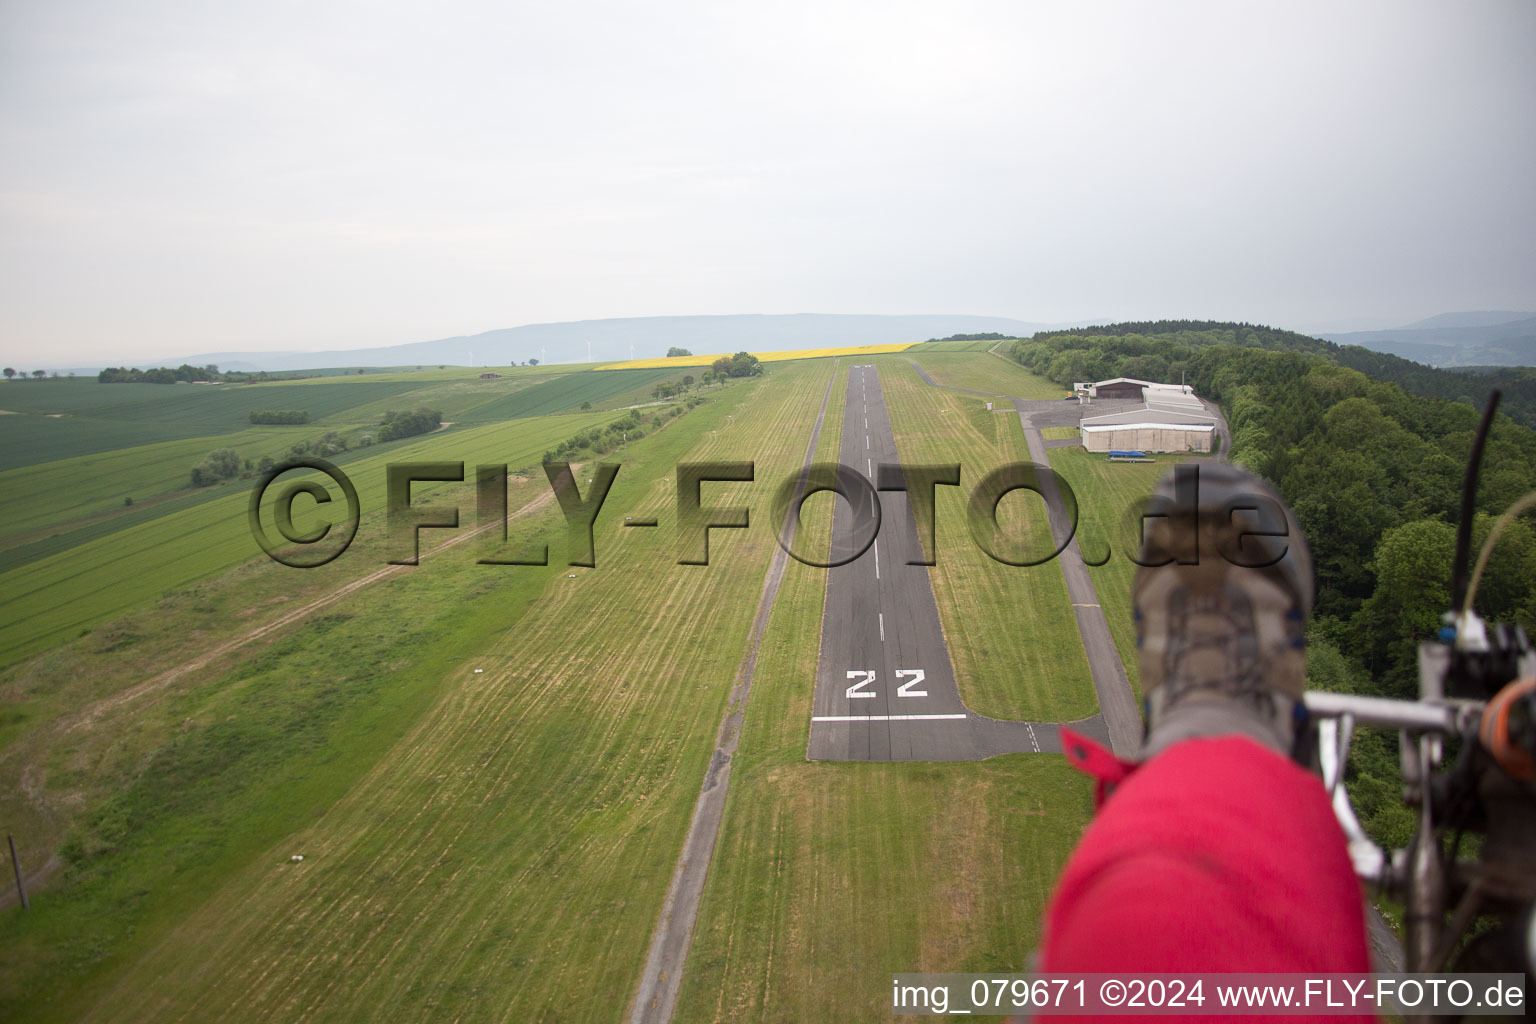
[908,351,1064,399]
[0,427,314,539]
[0,359,850,1022]
[877,359,1097,722]
[4,379,426,426]
[675,359,1095,1022]
[1046,447,1211,697]
[0,410,627,666]
[0,353,1107,1023]
[456,367,677,421]
[912,339,1007,351]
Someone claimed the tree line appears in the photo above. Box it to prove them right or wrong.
[1010,323,1536,846]
[1020,319,1536,430]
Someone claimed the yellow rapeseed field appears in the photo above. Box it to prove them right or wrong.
[598,341,917,370]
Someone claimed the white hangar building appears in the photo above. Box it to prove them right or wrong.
[1078,383,1216,453]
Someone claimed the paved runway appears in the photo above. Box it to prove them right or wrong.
[806,365,1108,762]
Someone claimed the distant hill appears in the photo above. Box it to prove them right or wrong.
[1322,312,1536,367]
[1398,311,1535,331]
[139,314,1092,373]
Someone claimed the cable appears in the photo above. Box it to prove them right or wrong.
[1463,490,1536,617]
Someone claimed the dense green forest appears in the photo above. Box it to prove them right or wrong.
[1016,319,1536,430]
[1010,323,1536,846]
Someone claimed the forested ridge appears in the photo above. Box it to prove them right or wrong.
[1009,323,1536,845]
[1016,319,1536,429]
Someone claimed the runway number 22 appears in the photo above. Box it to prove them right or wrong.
[845,669,927,699]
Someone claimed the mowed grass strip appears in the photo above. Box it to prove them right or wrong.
[908,351,1064,399]
[1046,447,1212,698]
[0,397,716,1018]
[0,411,622,666]
[55,361,844,1023]
[878,358,1096,722]
[911,339,1002,351]
[674,450,1094,1023]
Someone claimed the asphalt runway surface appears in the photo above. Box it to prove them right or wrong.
[806,365,1108,762]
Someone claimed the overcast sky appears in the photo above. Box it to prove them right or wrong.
[2,0,1533,363]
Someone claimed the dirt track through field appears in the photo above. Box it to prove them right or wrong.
[0,477,562,913]
[61,479,558,735]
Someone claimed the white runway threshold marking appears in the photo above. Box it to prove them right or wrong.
[1026,722,1040,752]
[812,714,968,722]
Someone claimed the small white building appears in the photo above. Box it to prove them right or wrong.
[1079,387,1216,453]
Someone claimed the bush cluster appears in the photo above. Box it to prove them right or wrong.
[377,408,442,442]
[248,409,308,424]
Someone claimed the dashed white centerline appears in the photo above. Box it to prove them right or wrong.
[874,540,880,579]
[865,434,869,449]
[812,714,968,722]
[878,612,884,641]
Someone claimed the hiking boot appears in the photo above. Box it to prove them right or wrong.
[1132,463,1313,759]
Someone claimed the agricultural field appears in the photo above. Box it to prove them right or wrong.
[0,358,840,1022]
[0,427,315,540]
[1,350,1115,1024]
[908,351,1064,399]
[599,342,918,370]
[0,379,422,472]
[0,408,627,666]
[279,363,576,383]
[456,367,679,421]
